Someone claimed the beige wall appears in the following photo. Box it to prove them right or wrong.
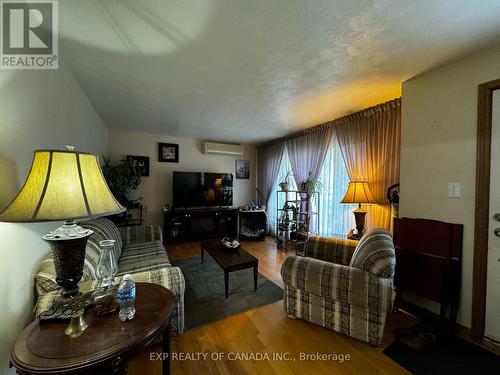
[0,62,107,375]
[400,45,500,328]
[107,129,256,226]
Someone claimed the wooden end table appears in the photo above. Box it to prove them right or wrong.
[11,283,174,375]
[201,238,259,298]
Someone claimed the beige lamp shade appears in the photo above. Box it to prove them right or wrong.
[0,149,125,222]
[340,181,377,204]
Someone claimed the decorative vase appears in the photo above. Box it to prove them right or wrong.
[96,240,117,288]
[93,239,118,316]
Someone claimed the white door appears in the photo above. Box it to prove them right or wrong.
[485,89,500,344]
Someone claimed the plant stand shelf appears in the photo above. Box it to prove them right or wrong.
[275,190,319,255]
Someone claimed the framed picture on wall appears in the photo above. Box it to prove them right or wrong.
[158,143,179,163]
[127,155,150,176]
[236,159,250,179]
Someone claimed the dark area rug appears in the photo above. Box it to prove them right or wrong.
[384,335,500,374]
[172,256,283,330]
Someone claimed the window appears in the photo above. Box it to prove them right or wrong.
[266,135,354,237]
[316,134,355,236]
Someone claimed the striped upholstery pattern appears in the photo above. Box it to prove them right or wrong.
[34,219,185,336]
[120,225,163,245]
[281,231,396,346]
[281,257,393,309]
[79,218,124,280]
[117,241,170,275]
[304,234,358,265]
[34,255,60,296]
[349,228,396,278]
[283,285,389,346]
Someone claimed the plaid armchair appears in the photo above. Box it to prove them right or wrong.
[281,229,395,346]
[34,218,185,336]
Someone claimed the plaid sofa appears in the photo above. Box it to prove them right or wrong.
[34,218,185,336]
[281,228,395,346]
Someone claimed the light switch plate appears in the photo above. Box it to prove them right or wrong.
[448,182,461,198]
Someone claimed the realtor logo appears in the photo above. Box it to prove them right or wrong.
[1,0,58,69]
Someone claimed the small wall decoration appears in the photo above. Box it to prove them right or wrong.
[127,155,150,176]
[158,143,179,163]
[236,159,250,179]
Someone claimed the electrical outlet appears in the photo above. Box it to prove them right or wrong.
[448,182,461,198]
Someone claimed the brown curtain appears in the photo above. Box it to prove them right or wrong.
[335,99,401,230]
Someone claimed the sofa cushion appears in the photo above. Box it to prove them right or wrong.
[117,240,170,275]
[349,228,395,278]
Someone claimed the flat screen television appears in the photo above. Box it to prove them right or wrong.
[172,171,233,208]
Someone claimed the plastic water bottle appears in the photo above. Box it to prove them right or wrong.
[117,274,136,321]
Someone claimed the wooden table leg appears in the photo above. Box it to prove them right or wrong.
[201,243,204,263]
[254,265,258,291]
[162,328,170,375]
[224,271,229,298]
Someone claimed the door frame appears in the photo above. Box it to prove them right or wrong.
[471,78,500,341]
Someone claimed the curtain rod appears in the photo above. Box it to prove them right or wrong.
[258,97,401,148]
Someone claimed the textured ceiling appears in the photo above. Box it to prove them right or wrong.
[59,0,500,143]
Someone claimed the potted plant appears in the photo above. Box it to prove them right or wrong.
[299,171,321,193]
[102,157,144,225]
[279,170,293,191]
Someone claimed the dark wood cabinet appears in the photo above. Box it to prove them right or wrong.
[163,207,237,243]
[393,217,463,335]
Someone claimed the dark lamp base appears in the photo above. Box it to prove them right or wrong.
[352,205,367,239]
[42,221,93,297]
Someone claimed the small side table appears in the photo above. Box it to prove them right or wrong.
[11,283,174,375]
[237,209,267,241]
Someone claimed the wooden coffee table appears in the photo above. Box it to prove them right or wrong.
[11,283,174,375]
[201,238,259,298]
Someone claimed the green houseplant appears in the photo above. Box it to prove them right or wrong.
[298,171,321,193]
[101,157,143,209]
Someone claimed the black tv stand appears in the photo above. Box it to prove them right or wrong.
[173,206,233,213]
[164,207,238,243]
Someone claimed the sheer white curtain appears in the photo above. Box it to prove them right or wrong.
[267,140,353,237]
[285,129,333,185]
[267,147,297,235]
[315,133,356,236]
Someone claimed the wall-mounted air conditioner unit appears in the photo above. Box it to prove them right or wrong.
[203,141,244,156]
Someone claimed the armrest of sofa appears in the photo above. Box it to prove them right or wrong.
[304,234,358,265]
[120,224,163,245]
[281,256,393,310]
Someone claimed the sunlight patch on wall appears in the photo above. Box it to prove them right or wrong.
[288,78,402,129]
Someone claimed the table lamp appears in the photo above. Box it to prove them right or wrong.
[0,146,124,302]
[340,181,376,239]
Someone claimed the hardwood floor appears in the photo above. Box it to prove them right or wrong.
[128,237,412,375]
